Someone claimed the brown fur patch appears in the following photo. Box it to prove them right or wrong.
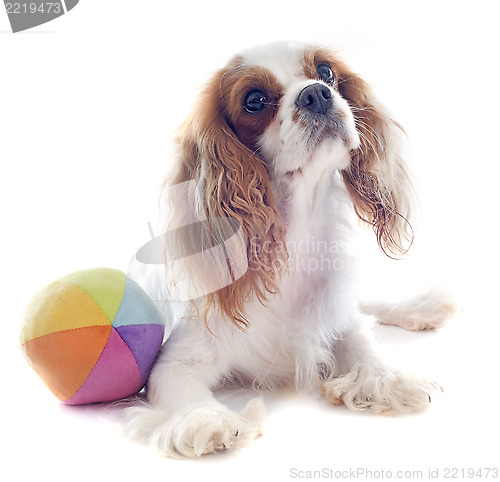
[221,59,284,151]
[302,48,340,90]
[164,58,287,329]
[304,47,414,256]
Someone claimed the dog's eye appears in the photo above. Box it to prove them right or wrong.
[243,89,268,113]
[317,63,335,85]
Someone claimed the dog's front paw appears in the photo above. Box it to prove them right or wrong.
[143,398,265,457]
[322,365,440,414]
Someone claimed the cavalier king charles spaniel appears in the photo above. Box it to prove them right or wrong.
[124,41,457,457]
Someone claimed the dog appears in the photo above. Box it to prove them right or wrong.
[124,41,457,457]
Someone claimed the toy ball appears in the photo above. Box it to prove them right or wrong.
[20,267,165,405]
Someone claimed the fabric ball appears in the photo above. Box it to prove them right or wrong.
[21,267,165,405]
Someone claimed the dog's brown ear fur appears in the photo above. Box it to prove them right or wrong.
[336,63,416,257]
[164,66,286,329]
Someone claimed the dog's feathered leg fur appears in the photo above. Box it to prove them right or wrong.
[360,287,459,331]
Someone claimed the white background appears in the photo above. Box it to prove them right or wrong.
[1,1,499,480]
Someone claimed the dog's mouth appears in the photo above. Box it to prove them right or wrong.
[305,113,351,148]
[270,105,358,178]
[281,116,350,177]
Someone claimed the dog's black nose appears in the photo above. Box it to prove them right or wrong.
[296,83,333,115]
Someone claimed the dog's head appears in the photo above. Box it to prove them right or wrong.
[225,43,361,177]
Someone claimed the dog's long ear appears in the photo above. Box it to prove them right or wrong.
[164,66,286,329]
[337,65,416,257]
